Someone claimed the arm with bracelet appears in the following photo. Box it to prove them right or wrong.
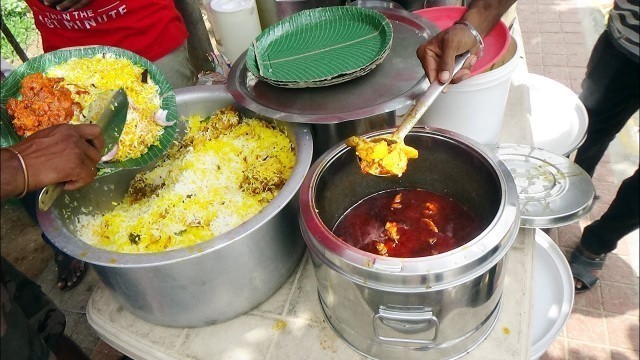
[417,0,516,84]
[1,124,104,201]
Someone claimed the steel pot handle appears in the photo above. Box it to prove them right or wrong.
[373,306,440,346]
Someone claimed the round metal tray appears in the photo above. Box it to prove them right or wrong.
[227,7,438,123]
[530,229,574,359]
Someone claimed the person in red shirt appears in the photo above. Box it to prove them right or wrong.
[25,0,196,88]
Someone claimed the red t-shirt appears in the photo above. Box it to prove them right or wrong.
[26,0,188,62]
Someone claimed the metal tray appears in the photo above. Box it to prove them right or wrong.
[530,229,574,359]
[227,7,438,123]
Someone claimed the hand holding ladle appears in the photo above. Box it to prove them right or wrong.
[347,51,471,177]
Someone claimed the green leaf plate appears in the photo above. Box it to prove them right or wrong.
[0,46,178,176]
[246,6,393,88]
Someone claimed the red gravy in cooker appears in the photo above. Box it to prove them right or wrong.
[333,189,484,258]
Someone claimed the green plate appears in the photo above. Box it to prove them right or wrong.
[246,6,393,87]
[0,46,178,175]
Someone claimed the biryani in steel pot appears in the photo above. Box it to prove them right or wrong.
[6,54,168,162]
[75,107,296,253]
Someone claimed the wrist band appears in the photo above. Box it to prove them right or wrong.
[5,148,29,198]
[453,20,485,58]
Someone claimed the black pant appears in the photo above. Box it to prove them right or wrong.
[1,257,66,360]
[574,30,640,255]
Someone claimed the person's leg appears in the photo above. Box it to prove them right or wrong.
[571,168,639,292]
[573,30,640,177]
[581,168,640,255]
[1,257,62,359]
[19,192,86,291]
[1,257,90,360]
[153,41,197,89]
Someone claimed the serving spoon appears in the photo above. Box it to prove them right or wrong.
[351,51,471,176]
[38,89,128,211]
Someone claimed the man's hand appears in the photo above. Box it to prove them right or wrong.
[11,124,104,192]
[43,0,92,11]
[417,25,479,85]
[416,0,517,85]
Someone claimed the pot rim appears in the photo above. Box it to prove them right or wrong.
[37,85,314,267]
[299,127,520,286]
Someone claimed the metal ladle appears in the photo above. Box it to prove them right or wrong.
[355,51,471,176]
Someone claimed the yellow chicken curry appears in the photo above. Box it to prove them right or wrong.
[345,136,418,177]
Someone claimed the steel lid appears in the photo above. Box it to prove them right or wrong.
[493,143,595,228]
[530,229,574,359]
[227,7,438,123]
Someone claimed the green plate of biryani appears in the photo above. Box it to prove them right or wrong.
[0,45,178,175]
[246,6,393,88]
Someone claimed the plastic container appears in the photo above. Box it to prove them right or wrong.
[417,49,519,144]
[413,6,516,145]
[206,0,262,63]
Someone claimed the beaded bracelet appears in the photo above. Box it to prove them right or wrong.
[453,20,485,58]
[5,147,29,198]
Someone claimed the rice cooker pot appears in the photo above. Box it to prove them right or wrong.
[299,127,520,359]
[37,85,314,328]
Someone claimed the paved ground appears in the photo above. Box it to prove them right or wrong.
[1,0,638,359]
[516,0,640,358]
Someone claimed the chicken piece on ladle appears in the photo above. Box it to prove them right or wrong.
[345,136,418,177]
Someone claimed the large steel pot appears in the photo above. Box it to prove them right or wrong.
[228,7,439,158]
[299,127,520,359]
[37,85,313,328]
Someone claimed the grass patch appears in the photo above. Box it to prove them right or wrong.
[1,0,37,62]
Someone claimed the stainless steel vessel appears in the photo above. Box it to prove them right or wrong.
[37,85,314,328]
[228,7,439,157]
[299,127,520,359]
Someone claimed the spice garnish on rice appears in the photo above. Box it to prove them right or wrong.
[75,107,296,253]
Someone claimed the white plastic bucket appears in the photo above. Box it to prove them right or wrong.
[206,0,262,63]
[417,49,520,145]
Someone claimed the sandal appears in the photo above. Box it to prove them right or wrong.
[54,251,87,291]
[569,245,606,293]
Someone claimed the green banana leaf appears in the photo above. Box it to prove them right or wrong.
[0,46,178,176]
[246,6,393,87]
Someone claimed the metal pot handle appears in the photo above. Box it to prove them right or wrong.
[373,306,440,346]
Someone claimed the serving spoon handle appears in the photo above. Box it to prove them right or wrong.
[394,51,471,140]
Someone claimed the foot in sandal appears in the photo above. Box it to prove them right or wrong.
[569,244,606,293]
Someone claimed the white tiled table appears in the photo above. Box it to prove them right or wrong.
[87,21,536,360]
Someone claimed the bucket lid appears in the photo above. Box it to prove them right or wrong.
[493,144,595,228]
[528,74,588,157]
[530,229,574,359]
[413,6,510,76]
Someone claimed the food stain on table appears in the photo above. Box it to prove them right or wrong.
[272,319,287,332]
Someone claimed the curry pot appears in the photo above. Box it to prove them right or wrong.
[299,127,519,359]
[37,85,313,327]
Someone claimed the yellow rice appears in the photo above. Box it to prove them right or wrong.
[75,107,296,253]
[46,54,163,161]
